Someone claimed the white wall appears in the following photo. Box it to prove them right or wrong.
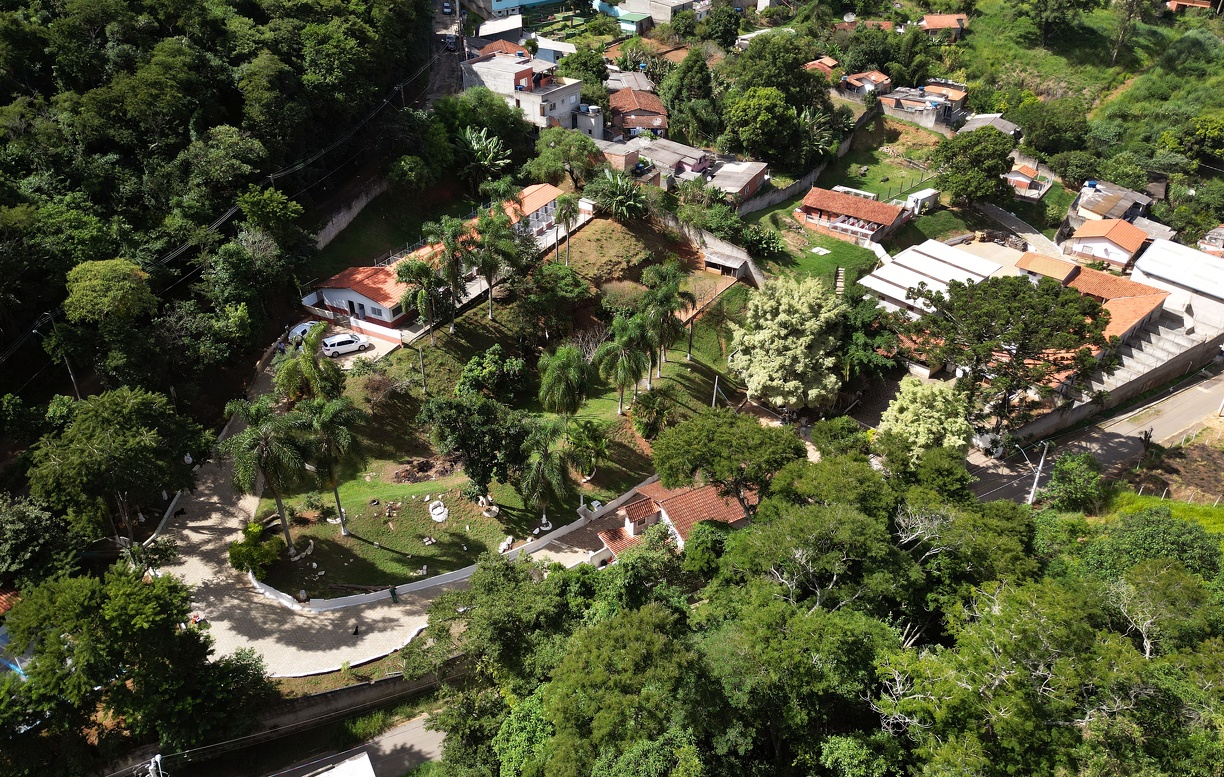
[1132,267,1224,328]
[318,288,400,322]
[1070,236,1132,267]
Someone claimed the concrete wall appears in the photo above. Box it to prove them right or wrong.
[739,103,880,217]
[317,180,390,250]
[318,288,401,323]
[654,211,767,288]
[881,102,940,129]
[1012,331,1224,441]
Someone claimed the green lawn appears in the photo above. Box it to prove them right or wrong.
[260,254,749,595]
[1106,490,1224,542]
[306,182,477,282]
[817,150,939,203]
[745,193,880,286]
[1010,182,1074,240]
[890,206,994,251]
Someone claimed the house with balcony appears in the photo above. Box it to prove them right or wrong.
[794,186,908,245]
[504,183,565,237]
[461,52,583,130]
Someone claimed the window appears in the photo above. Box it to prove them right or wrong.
[390,305,403,318]
[370,307,383,317]
[570,95,578,104]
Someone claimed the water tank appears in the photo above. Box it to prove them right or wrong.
[589,106,601,115]
[638,62,647,71]
[1086,180,1098,188]
[579,104,589,113]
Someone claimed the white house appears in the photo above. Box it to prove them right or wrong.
[1132,239,1224,332]
[1066,218,1149,268]
[859,239,1003,318]
[461,53,583,130]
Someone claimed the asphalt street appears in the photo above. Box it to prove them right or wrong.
[264,714,443,777]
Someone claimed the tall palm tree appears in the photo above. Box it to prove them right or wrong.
[567,418,610,480]
[422,215,474,335]
[593,316,650,415]
[397,259,443,346]
[299,396,366,537]
[642,283,696,377]
[274,323,345,401]
[456,126,511,196]
[517,417,571,526]
[554,193,579,265]
[538,345,590,421]
[630,312,660,391]
[220,395,305,555]
[473,210,519,320]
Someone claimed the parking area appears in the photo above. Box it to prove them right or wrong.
[288,320,402,370]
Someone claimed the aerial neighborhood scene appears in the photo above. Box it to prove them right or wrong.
[8,0,1224,775]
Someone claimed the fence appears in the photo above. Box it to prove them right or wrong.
[738,102,882,217]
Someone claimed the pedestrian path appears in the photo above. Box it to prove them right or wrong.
[158,368,461,677]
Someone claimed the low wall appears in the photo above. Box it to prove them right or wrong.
[739,102,881,217]
[349,316,405,345]
[316,179,390,250]
[1012,332,1224,441]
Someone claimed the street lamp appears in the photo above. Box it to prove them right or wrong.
[1016,440,1052,505]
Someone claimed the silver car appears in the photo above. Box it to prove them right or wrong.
[321,333,372,357]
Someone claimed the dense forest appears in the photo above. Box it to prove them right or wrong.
[0,0,434,405]
[405,412,1224,777]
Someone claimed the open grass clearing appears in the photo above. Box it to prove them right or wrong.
[1009,182,1074,240]
[564,216,696,284]
[744,193,880,286]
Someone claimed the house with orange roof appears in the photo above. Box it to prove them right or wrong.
[479,39,530,57]
[1066,218,1150,268]
[833,19,894,33]
[917,13,968,39]
[1004,164,1044,196]
[794,187,909,244]
[1017,254,1168,345]
[804,56,839,77]
[840,70,892,97]
[609,88,669,137]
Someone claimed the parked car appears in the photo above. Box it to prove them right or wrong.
[445,34,457,51]
[288,321,323,344]
[321,333,372,357]
[441,1,452,14]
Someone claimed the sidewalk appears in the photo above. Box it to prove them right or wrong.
[158,367,463,677]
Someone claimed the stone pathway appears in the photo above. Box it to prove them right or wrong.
[976,202,1062,257]
[158,368,462,678]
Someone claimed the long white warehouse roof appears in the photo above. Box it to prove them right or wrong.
[1133,239,1224,302]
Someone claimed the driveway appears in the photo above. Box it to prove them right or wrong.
[267,714,443,777]
[976,202,1062,257]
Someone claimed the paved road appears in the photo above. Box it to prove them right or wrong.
[266,714,443,777]
[158,365,461,677]
[970,366,1224,503]
[976,202,1062,257]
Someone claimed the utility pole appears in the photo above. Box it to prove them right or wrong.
[1026,440,1052,505]
[711,374,719,407]
[686,320,694,360]
[36,311,82,400]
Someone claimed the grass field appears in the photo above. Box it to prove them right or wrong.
[1010,182,1074,240]
[1106,491,1224,540]
[890,207,993,251]
[745,193,880,285]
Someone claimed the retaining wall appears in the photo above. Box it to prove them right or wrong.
[653,212,767,288]
[316,179,390,250]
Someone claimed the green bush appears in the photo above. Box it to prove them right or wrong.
[228,522,284,580]
[631,388,677,440]
[302,491,324,511]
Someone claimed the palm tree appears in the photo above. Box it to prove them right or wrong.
[630,312,660,391]
[641,285,696,377]
[274,324,344,401]
[517,417,571,526]
[422,216,475,335]
[456,126,511,196]
[299,396,366,537]
[397,259,443,346]
[554,193,579,265]
[220,395,305,556]
[473,210,519,320]
[538,345,590,421]
[593,315,650,415]
[567,418,610,480]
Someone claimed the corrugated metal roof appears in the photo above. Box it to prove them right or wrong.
[1134,239,1224,301]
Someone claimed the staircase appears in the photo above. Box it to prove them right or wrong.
[1083,311,1221,396]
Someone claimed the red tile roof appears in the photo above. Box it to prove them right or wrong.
[621,495,659,522]
[1012,164,1039,179]
[805,56,839,73]
[636,481,753,542]
[1067,266,1168,340]
[1073,219,1149,255]
[480,40,527,56]
[834,19,894,32]
[609,88,667,116]
[799,187,905,227]
[504,183,562,224]
[623,114,669,130]
[847,70,891,89]
[318,265,408,309]
[922,13,967,29]
[1017,252,1077,282]
[597,524,642,556]
[0,588,19,617]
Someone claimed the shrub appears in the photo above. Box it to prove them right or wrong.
[631,388,677,439]
[1040,452,1107,514]
[228,522,284,580]
[347,357,385,377]
[302,492,324,511]
[806,417,871,458]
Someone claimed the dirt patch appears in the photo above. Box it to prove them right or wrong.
[391,456,461,484]
[567,217,697,283]
[853,117,943,155]
[1127,441,1224,502]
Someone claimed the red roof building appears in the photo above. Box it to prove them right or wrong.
[1068,218,1151,268]
[589,478,755,560]
[794,187,909,244]
[609,88,669,136]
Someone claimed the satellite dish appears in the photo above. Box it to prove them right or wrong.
[843,12,856,22]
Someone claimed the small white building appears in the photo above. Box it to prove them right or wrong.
[1132,239,1224,332]
[859,239,1003,318]
[461,53,583,130]
[1065,218,1149,268]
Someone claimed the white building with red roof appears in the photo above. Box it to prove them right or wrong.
[609,88,669,137]
[794,186,909,244]
[1066,218,1150,269]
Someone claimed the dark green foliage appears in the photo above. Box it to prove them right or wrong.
[931,126,1018,203]
[630,387,677,440]
[913,446,978,506]
[455,344,527,399]
[418,396,530,496]
[1048,150,1097,190]
[511,262,593,347]
[1039,451,1107,513]
[806,416,871,458]
[1008,97,1090,158]
[555,45,610,86]
[701,4,742,48]
[227,522,285,580]
[0,494,78,589]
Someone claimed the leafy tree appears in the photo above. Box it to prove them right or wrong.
[538,345,591,420]
[885,27,935,87]
[653,408,805,515]
[456,126,512,196]
[702,4,742,48]
[525,127,605,189]
[219,395,305,555]
[932,126,1017,203]
[640,260,696,375]
[1038,451,1106,513]
[583,168,648,221]
[517,417,571,525]
[729,275,848,410]
[723,87,800,162]
[671,9,698,39]
[423,215,477,334]
[29,387,209,541]
[594,315,651,415]
[541,604,698,777]
[1008,97,1089,157]
[419,396,530,497]
[907,275,1111,436]
[1098,151,1149,192]
[227,521,285,580]
[805,417,872,458]
[1009,0,1103,46]
[877,378,974,466]
[731,33,830,111]
[659,50,714,111]
[0,495,78,589]
[839,292,898,384]
[1047,150,1097,190]
[456,344,527,399]
[556,45,610,85]
[912,446,979,506]
[473,209,523,320]
[1086,506,1224,579]
[299,396,365,534]
[513,262,593,345]
[62,258,157,325]
[630,386,678,440]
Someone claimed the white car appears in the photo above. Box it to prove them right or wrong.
[321,333,372,357]
[288,321,323,344]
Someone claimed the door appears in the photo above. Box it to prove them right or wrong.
[356,303,366,319]
[346,300,356,315]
